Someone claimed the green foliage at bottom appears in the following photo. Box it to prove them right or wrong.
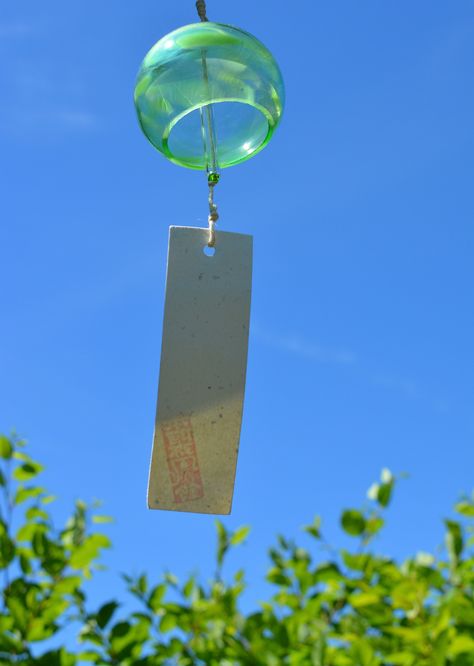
[1,435,474,665]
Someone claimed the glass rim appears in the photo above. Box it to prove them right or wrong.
[159,98,276,170]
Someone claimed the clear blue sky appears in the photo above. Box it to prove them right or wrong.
[1,0,473,608]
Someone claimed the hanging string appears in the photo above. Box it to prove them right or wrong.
[207,175,219,247]
[196,0,209,22]
[195,0,219,246]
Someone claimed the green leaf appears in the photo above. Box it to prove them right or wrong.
[19,552,33,574]
[26,506,49,521]
[13,461,44,481]
[342,550,371,571]
[368,470,395,508]
[0,435,13,459]
[136,574,148,596]
[366,516,384,535]
[97,601,119,629]
[54,576,82,595]
[0,628,23,654]
[277,534,290,550]
[350,591,381,608]
[0,533,15,568]
[70,533,111,570]
[17,521,47,542]
[445,519,464,563]
[160,613,177,632]
[313,562,344,583]
[267,567,292,586]
[449,634,474,657]
[215,519,229,567]
[148,583,166,611]
[392,580,427,610]
[455,501,474,518]
[41,494,57,504]
[341,509,366,536]
[385,652,416,665]
[32,529,48,556]
[92,515,113,524]
[13,451,33,462]
[164,572,178,586]
[234,568,245,583]
[110,619,150,661]
[35,649,76,666]
[182,576,195,599]
[350,639,377,666]
[230,525,250,546]
[79,652,101,664]
[15,485,45,505]
[377,480,394,507]
[303,515,322,539]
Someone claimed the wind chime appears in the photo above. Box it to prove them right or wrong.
[134,0,285,514]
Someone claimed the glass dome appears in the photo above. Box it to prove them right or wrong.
[134,22,285,170]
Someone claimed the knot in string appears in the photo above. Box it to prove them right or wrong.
[196,0,209,22]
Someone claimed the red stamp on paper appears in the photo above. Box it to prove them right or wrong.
[161,418,204,503]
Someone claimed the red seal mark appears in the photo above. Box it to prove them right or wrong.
[161,419,204,503]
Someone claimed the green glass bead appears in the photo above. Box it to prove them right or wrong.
[208,172,220,184]
[134,22,285,171]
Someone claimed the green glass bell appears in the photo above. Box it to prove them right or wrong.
[134,22,285,171]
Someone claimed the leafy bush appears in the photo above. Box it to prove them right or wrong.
[1,433,474,665]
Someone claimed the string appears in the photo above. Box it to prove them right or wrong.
[196,0,208,22]
[207,176,219,247]
[195,1,220,246]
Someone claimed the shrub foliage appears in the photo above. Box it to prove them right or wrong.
[1,434,474,665]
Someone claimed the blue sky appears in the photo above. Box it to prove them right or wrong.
[1,0,473,609]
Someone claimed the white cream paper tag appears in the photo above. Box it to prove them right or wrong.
[148,226,253,514]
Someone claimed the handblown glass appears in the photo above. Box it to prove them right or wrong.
[134,22,285,170]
